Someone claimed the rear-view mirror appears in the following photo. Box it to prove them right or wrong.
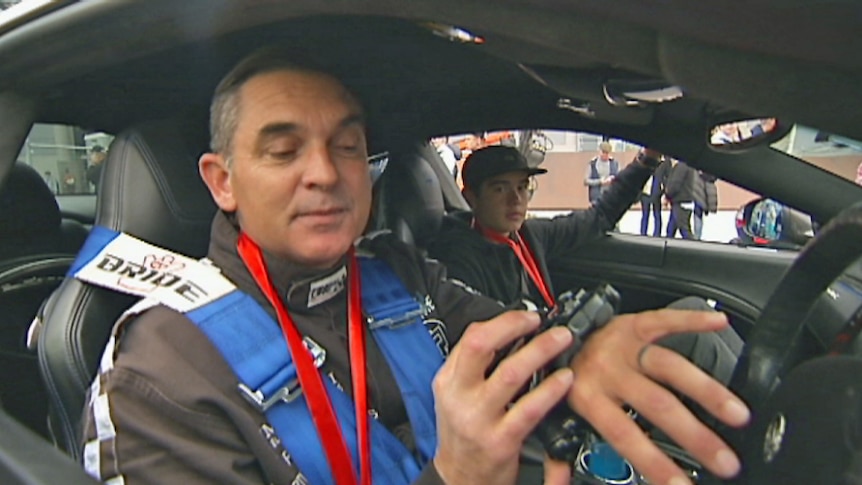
[709,117,790,152]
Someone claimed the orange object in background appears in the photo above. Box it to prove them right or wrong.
[455,131,513,151]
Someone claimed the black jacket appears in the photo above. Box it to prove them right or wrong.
[641,158,670,202]
[665,162,698,204]
[700,172,719,213]
[427,160,653,307]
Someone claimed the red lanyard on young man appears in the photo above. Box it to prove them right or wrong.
[473,220,556,308]
[237,233,371,485]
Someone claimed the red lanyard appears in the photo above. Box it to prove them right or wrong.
[474,220,556,308]
[237,233,371,485]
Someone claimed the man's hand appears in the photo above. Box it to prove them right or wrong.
[432,311,575,485]
[543,455,572,485]
[567,309,750,485]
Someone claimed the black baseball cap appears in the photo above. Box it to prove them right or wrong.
[462,145,547,190]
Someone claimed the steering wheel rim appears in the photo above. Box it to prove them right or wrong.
[727,202,862,470]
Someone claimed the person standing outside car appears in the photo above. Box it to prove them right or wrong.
[665,159,699,239]
[80,50,748,485]
[86,145,107,192]
[584,141,619,205]
[693,171,718,240]
[639,156,669,236]
[42,170,60,194]
[62,168,77,194]
[454,132,486,188]
[430,136,458,180]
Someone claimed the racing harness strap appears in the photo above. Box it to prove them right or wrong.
[71,227,442,485]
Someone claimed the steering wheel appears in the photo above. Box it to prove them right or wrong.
[726,202,862,482]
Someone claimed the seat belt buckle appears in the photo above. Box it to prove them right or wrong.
[366,307,424,330]
[238,337,326,411]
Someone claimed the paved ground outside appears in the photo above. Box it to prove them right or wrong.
[530,210,739,243]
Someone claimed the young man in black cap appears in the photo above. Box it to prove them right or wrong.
[428,144,659,307]
[427,145,743,445]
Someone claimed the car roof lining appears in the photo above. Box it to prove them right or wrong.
[0,3,698,129]
[20,13,670,143]
[657,34,862,144]
[2,1,858,137]
[0,0,860,222]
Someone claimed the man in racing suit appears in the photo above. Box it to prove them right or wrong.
[80,49,749,485]
[82,209,504,484]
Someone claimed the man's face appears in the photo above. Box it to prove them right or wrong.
[599,149,611,161]
[466,171,532,236]
[90,151,106,165]
[206,69,371,268]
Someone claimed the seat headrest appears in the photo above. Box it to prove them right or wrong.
[379,144,445,246]
[0,163,62,258]
[98,118,217,257]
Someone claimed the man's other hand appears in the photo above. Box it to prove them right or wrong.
[568,309,750,485]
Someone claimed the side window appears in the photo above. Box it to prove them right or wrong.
[18,123,114,196]
[523,133,757,245]
[433,129,764,246]
[773,125,862,184]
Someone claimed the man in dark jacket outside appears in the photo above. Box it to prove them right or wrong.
[664,159,699,240]
[639,156,670,236]
[693,172,718,240]
[86,145,107,192]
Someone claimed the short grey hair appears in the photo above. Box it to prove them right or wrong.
[208,48,363,163]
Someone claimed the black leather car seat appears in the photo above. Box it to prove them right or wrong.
[35,118,216,458]
[0,162,77,438]
[373,143,446,248]
[0,163,69,259]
